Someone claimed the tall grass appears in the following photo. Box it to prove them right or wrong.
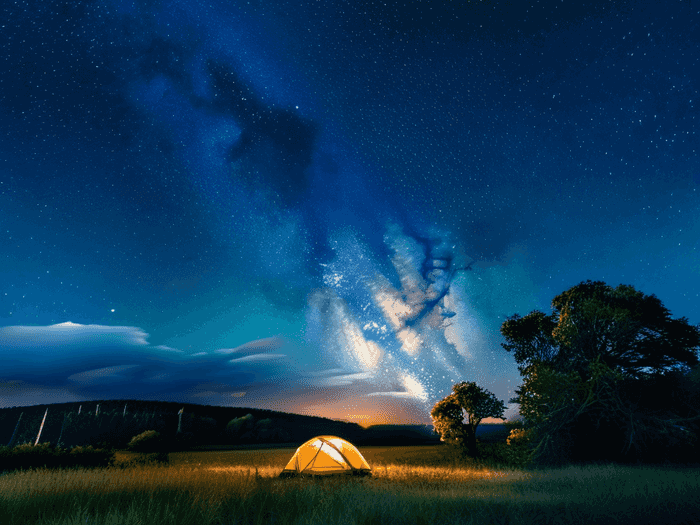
[1,446,698,525]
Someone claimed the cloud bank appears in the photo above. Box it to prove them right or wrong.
[0,323,293,408]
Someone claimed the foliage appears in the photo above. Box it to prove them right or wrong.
[53,408,170,449]
[430,382,506,458]
[127,430,165,453]
[224,415,292,443]
[0,443,61,471]
[502,280,700,464]
[502,280,700,377]
[226,414,255,442]
[0,443,114,472]
[499,423,534,468]
[65,446,116,469]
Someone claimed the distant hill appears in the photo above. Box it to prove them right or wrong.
[361,424,440,445]
[0,400,506,449]
[0,400,363,449]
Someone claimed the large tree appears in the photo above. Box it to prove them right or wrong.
[430,382,506,457]
[503,281,699,377]
[501,281,700,463]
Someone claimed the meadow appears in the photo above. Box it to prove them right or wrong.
[1,445,699,525]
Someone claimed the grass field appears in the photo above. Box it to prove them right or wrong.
[1,445,699,524]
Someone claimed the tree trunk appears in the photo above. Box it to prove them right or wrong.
[464,423,479,457]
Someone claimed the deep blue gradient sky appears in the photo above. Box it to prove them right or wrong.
[1,0,699,424]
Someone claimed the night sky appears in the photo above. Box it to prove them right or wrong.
[2,0,699,425]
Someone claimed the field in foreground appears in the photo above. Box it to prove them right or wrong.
[1,446,699,525]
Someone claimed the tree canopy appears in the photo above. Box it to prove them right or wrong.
[501,281,700,464]
[430,381,505,457]
[502,280,699,378]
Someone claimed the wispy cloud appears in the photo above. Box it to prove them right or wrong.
[0,324,297,408]
[215,337,285,355]
[227,354,286,363]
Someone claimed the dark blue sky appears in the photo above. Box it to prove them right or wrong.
[1,0,698,424]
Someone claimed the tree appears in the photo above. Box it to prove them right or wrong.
[430,382,506,457]
[226,414,255,442]
[502,281,700,464]
[503,281,699,377]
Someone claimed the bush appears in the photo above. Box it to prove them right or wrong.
[127,430,165,453]
[67,445,115,469]
[0,443,114,472]
[506,428,529,446]
[473,440,533,469]
[499,427,533,467]
[463,426,534,469]
[1,443,61,470]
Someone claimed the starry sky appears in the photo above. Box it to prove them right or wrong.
[1,0,699,425]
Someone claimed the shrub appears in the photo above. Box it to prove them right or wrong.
[0,443,114,472]
[502,428,533,467]
[127,430,164,453]
[3,443,61,470]
[67,445,115,469]
[506,428,529,446]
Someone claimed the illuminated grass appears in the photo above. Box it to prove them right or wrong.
[1,446,699,525]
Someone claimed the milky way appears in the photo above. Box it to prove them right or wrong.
[1,0,699,423]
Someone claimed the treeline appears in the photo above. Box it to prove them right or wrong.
[1,400,196,449]
[0,443,114,472]
[0,400,441,450]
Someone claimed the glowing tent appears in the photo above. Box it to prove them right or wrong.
[279,435,372,477]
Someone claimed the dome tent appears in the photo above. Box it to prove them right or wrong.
[279,435,372,478]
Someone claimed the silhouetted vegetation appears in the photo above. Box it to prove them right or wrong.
[127,430,165,453]
[501,280,700,465]
[0,443,114,473]
[0,400,441,453]
[430,382,506,458]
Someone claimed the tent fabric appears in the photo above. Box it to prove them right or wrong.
[279,435,372,477]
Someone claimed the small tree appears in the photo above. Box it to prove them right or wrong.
[430,382,506,457]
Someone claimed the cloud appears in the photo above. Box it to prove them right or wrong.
[216,337,285,356]
[0,323,158,380]
[314,371,375,387]
[0,323,301,408]
[0,322,150,348]
[227,354,286,363]
[0,319,430,422]
[0,320,437,422]
[67,365,141,387]
[367,373,428,402]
